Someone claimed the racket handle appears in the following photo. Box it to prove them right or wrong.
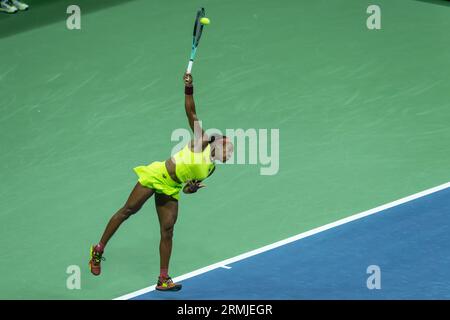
[187,59,194,74]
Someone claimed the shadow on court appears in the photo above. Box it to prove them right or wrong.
[0,0,139,39]
[415,0,450,7]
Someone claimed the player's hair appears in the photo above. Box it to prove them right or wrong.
[208,134,228,144]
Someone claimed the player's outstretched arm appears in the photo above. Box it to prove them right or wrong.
[183,73,208,148]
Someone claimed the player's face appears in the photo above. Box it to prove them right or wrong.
[222,140,234,162]
[214,139,234,163]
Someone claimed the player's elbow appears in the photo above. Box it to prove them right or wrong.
[188,113,199,125]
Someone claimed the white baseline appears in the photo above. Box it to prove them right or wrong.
[114,181,450,300]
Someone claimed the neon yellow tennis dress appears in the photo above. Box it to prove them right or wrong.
[133,144,215,200]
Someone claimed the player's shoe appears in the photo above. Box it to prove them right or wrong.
[89,245,105,276]
[155,276,182,291]
[0,1,18,13]
[11,0,28,11]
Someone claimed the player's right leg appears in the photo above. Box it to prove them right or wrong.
[89,182,155,276]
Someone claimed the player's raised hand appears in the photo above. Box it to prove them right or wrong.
[184,72,193,86]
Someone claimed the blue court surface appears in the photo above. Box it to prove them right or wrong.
[131,186,450,300]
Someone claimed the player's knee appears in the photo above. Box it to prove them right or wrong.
[161,224,174,239]
[120,205,140,219]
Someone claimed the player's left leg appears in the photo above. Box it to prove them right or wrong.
[154,193,182,291]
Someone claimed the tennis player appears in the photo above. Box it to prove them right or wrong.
[89,72,234,291]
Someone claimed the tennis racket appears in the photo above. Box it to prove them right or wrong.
[186,7,206,74]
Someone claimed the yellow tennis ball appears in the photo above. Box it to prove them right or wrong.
[200,17,210,25]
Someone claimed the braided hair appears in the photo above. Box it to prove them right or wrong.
[208,134,228,144]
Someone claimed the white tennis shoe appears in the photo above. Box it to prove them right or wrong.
[0,0,18,13]
[11,0,28,11]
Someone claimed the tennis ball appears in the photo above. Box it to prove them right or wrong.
[200,17,210,25]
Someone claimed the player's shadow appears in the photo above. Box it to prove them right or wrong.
[415,0,450,7]
[0,0,139,39]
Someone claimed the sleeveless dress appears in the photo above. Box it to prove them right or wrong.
[133,144,215,200]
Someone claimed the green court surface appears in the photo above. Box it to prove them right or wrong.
[1,0,449,299]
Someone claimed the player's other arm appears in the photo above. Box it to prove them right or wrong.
[182,179,206,194]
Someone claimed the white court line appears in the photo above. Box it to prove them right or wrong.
[220,265,232,270]
[114,181,450,300]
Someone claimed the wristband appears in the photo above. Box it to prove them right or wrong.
[185,86,193,95]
